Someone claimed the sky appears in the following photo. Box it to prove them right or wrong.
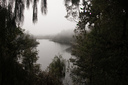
[22,0,76,35]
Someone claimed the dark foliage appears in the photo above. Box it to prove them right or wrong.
[70,0,128,85]
[0,0,47,23]
[0,6,40,85]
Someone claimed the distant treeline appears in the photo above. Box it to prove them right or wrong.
[35,29,75,45]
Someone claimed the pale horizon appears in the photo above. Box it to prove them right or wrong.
[22,0,76,36]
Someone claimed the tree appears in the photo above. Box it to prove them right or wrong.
[48,55,66,85]
[16,33,40,85]
[64,0,80,22]
[0,6,25,85]
[0,0,47,23]
[34,55,66,85]
[0,6,41,85]
[70,0,128,85]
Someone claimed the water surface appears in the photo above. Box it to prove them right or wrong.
[37,39,72,70]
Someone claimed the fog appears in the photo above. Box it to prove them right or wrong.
[22,0,76,35]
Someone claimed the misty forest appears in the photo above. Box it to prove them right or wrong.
[0,0,128,85]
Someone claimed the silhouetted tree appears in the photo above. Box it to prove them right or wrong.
[0,6,26,85]
[34,55,66,85]
[70,0,128,85]
[0,0,47,23]
[0,6,41,85]
[48,55,66,79]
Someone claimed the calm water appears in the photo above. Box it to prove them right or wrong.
[37,39,73,70]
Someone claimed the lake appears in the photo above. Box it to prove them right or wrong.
[37,39,73,70]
